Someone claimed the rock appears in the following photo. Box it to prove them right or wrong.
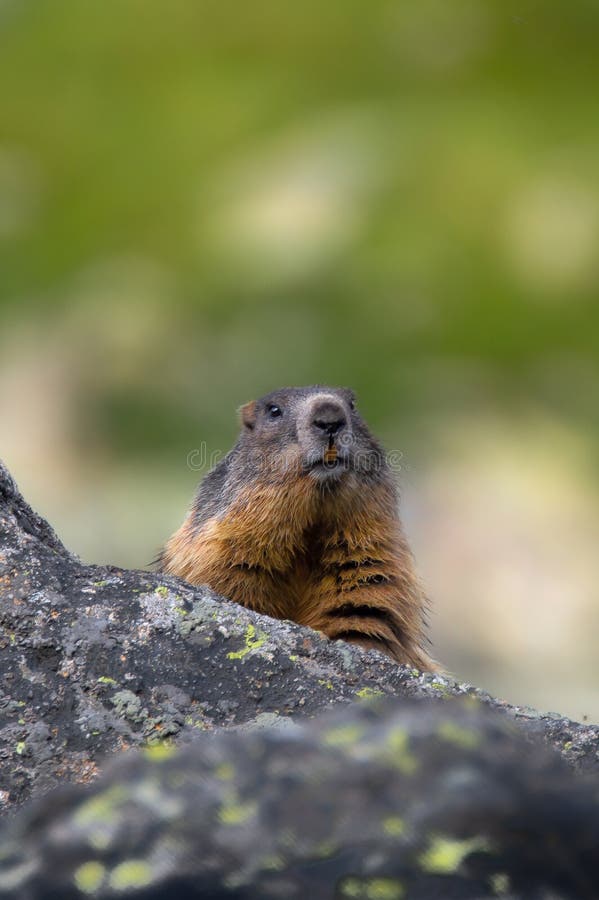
[1,458,599,815]
[1,456,599,898]
[1,698,599,899]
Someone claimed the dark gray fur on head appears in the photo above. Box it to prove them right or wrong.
[191,385,394,530]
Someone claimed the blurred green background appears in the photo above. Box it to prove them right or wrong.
[1,0,598,720]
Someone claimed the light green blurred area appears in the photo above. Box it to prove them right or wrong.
[1,0,598,720]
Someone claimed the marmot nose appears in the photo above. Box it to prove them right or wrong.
[311,401,347,438]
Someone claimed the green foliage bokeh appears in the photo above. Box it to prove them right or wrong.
[1,0,598,462]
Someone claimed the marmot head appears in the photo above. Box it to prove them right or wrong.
[237,385,387,485]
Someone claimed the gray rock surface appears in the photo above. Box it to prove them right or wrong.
[0,458,598,814]
[1,698,598,900]
[1,457,599,898]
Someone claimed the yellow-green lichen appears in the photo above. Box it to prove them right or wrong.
[74,861,106,894]
[419,834,489,874]
[143,741,176,762]
[15,741,25,755]
[314,839,338,858]
[340,876,405,899]
[218,800,257,825]
[74,785,128,828]
[183,715,206,729]
[324,723,366,746]
[109,860,153,890]
[385,728,418,775]
[489,872,510,895]
[226,624,268,660]
[97,676,118,686]
[215,762,235,781]
[261,854,286,871]
[429,679,451,696]
[436,720,481,750]
[355,687,384,700]
[318,679,334,690]
[382,816,405,837]
[155,586,169,597]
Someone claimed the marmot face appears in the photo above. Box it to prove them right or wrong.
[238,386,386,487]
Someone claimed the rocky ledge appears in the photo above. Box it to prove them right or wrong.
[0,459,598,898]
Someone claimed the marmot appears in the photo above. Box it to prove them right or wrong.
[160,386,437,671]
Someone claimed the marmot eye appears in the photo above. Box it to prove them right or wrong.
[266,403,282,419]
[349,399,356,411]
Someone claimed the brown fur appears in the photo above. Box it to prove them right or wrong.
[161,387,438,671]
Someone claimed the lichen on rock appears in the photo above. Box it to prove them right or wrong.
[1,458,599,897]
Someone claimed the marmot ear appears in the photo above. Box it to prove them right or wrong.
[239,400,257,430]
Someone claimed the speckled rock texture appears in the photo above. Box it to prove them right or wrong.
[1,459,599,898]
[2,699,599,900]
